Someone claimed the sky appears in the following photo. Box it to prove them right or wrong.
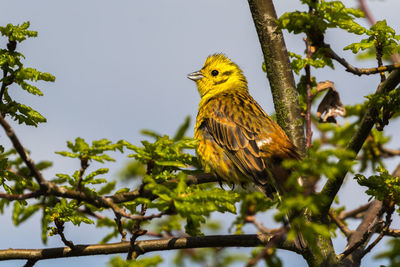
[0,0,400,266]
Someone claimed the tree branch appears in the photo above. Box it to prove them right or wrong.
[247,0,306,155]
[329,211,353,238]
[361,207,393,258]
[0,115,48,188]
[385,229,400,237]
[338,203,371,220]
[0,190,43,200]
[304,38,313,148]
[0,234,299,261]
[325,45,400,76]
[340,164,400,266]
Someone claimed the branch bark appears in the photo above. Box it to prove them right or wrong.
[340,164,400,266]
[0,115,48,188]
[247,1,340,266]
[0,234,298,261]
[247,0,305,156]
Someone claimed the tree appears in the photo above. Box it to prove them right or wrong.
[1,0,400,266]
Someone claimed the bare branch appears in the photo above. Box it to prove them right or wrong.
[245,215,284,235]
[329,211,353,237]
[114,212,127,241]
[0,115,48,188]
[23,259,37,267]
[338,203,372,220]
[0,40,16,102]
[77,206,105,220]
[0,234,299,261]
[339,202,384,265]
[325,46,400,76]
[304,38,313,148]
[54,219,75,249]
[246,247,274,267]
[379,146,400,158]
[340,165,400,266]
[362,207,394,257]
[0,190,43,200]
[127,203,148,260]
[75,157,89,191]
[385,229,400,237]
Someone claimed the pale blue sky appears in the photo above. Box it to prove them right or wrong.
[0,1,400,266]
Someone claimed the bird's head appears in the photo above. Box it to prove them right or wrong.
[188,54,248,98]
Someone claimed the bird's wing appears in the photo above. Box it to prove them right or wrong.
[201,92,275,187]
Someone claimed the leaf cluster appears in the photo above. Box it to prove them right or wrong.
[344,20,400,58]
[356,166,400,206]
[0,21,55,126]
[279,1,365,36]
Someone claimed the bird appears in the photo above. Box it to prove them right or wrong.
[187,53,300,198]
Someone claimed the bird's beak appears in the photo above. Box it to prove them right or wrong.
[187,70,203,81]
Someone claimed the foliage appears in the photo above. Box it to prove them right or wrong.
[344,20,400,57]
[0,21,55,126]
[356,166,400,205]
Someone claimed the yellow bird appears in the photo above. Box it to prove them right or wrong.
[188,54,299,198]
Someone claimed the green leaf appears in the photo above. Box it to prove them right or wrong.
[55,151,79,158]
[0,22,37,42]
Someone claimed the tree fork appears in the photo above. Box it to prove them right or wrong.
[247,1,339,266]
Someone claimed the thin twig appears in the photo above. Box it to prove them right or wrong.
[23,259,37,267]
[0,233,299,261]
[338,219,382,260]
[340,200,385,264]
[325,46,400,76]
[54,219,75,249]
[329,211,353,237]
[0,40,16,103]
[379,146,400,158]
[338,203,372,220]
[0,69,9,103]
[375,43,386,82]
[77,206,105,220]
[0,115,48,188]
[114,212,127,241]
[144,231,171,238]
[362,203,395,257]
[127,203,148,260]
[246,247,273,267]
[75,157,89,191]
[245,215,283,235]
[0,190,43,200]
[385,229,400,237]
[357,0,375,25]
[304,38,313,148]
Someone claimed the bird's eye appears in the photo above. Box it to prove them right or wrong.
[211,70,219,76]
